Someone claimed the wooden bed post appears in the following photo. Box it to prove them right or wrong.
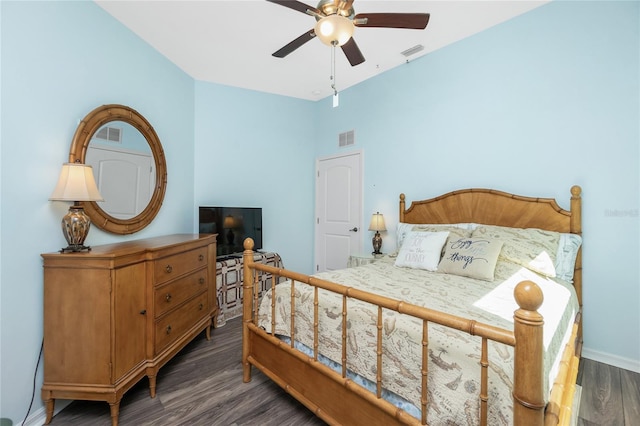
[242,238,255,383]
[570,185,583,347]
[513,281,545,425]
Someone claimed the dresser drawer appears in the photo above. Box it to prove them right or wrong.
[154,292,208,354]
[154,247,208,285]
[154,268,208,319]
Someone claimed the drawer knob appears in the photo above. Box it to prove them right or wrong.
[199,303,204,310]
[165,265,173,273]
[166,325,172,334]
[140,309,147,315]
[165,293,172,302]
[199,277,205,285]
[198,254,204,261]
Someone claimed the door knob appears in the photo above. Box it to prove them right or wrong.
[349,227,358,232]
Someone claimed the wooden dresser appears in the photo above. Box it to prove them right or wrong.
[41,234,217,426]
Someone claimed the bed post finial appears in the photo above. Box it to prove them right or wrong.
[242,238,255,383]
[513,281,545,425]
[570,185,582,234]
[514,280,543,312]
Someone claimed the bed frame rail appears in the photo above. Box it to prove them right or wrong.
[241,239,577,425]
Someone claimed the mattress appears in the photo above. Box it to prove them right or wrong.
[257,255,579,425]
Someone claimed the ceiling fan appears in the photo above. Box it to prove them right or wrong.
[267,0,430,66]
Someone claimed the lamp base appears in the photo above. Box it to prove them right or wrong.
[60,244,92,253]
[60,204,92,253]
[372,231,383,255]
[226,229,235,246]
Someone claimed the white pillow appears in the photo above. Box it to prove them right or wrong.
[394,231,450,271]
[555,233,582,282]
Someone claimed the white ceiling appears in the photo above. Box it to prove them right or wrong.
[95,0,549,101]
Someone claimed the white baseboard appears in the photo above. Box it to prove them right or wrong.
[582,347,640,373]
[22,400,70,426]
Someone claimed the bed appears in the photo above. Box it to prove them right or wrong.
[241,186,583,425]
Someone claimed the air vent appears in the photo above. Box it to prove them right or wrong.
[339,130,355,147]
[94,125,122,143]
[401,44,424,57]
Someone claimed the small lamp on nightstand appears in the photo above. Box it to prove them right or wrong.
[223,215,237,246]
[368,212,386,255]
[49,162,104,253]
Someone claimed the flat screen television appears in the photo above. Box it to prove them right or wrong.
[199,206,262,258]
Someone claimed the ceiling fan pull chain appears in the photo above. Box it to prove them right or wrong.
[331,42,338,96]
[331,41,339,108]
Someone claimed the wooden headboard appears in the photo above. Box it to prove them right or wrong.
[399,186,583,319]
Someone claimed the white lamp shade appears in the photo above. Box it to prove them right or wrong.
[314,15,354,47]
[49,163,104,202]
[368,213,386,232]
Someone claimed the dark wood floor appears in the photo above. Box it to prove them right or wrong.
[51,317,324,426]
[577,357,640,425]
[51,317,640,425]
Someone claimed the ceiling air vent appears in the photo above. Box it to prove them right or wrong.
[339,130,355,147]
[401,44,424,57]
[94,125,122,143]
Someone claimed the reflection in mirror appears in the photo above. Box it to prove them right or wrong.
[85,121,155,220]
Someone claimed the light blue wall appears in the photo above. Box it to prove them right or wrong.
[1,0,638,424]
[0,1,196,422]
[193,82,316,273]
[313,0,639,368]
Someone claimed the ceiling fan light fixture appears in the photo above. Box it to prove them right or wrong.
[314,15,354,47]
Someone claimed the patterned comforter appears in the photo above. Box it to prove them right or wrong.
[257,256,578,425]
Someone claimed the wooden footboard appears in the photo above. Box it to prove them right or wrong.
[241,239,582,426]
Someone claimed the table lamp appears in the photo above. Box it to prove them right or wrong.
[368,212,386,255]
[49,162,104,252]
[223,215,237,246]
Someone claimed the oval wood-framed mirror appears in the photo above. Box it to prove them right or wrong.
[69,104,167,234]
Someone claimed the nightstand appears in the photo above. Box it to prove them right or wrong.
[348,253,383,268]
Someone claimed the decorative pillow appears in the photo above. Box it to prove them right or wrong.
[471,225,560,277]
[396,222,472,250]
[394,231,450,271]
[438,237,503,281]
[555,233,582,282]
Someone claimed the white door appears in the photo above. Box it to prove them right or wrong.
[315,151,363,272]
[86,145,154,219]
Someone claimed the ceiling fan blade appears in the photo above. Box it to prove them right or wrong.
[341,38,365,66]
[266,0,320,16]
[354,13,430,29]
[272,29,316,58]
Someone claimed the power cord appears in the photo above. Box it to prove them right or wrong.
[21,338,43,426]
